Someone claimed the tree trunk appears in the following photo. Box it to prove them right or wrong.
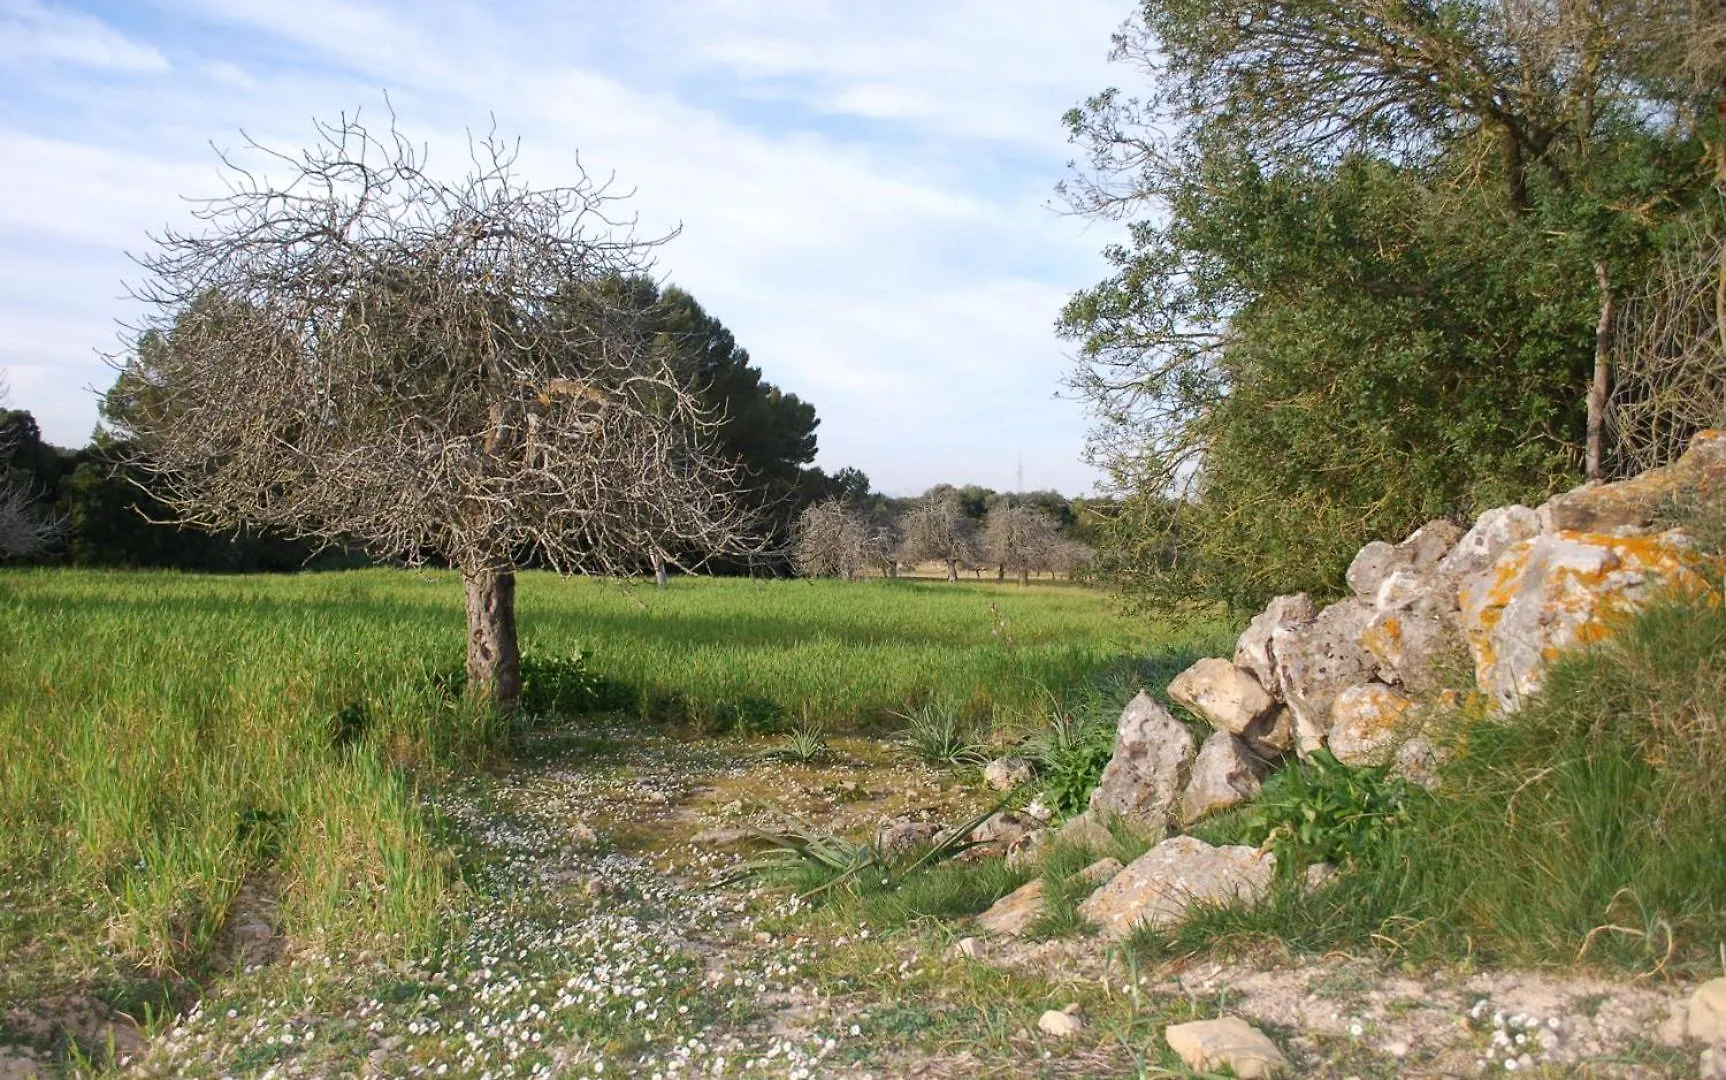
[1017,568,1029,586]
[652,552,668,589]
[1587,260,1614,484]
[463,566,522,711]
[996,564,1005,583]
[945,559,958,582]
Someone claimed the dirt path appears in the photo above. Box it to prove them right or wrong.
[95,724,1710,1078]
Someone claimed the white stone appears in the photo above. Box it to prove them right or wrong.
[1234,594,1316,693]
[1165,1016,1289,1078]
[1690,978,1726,1045]
[1274,599,1378,756]
[1086,692,1196,837]
[982,755,1035,791]
[1038,1007,1086,1037]
[1077,836,1275,937]
[1168,658,1276,734]
[1326,683,1415,766]
[1179,732,1265,823]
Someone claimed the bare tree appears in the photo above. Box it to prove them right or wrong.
[110,112,750,708]
[0,374,64,559]
[982,502,1059,586]
[898,491,978,581]
[792,499,892,581]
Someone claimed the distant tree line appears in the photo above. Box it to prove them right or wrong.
[791,482,1100,583]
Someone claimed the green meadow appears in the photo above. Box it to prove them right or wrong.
[0,568,1223,986]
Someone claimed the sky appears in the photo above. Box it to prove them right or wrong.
[0,0,1134,496]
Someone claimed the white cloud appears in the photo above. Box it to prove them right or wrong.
[0,0,170,72]
[0,0,1131,494]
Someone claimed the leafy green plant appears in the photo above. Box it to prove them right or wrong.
[1025,700,1116,817]
[1232,750,1413,870]
[892,701,988,768]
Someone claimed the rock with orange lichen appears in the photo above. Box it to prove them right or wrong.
[1327,683,1416,766]
[1459,529,1714,711]
[1539,430,1726,533]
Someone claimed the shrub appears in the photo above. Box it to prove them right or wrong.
[892,702,989,768]
[1200,750,1415,873]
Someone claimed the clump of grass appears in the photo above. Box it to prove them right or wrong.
[755,718,832,765]
[892,701,989,768]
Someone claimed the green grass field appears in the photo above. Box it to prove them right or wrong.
[0,567,1225,993]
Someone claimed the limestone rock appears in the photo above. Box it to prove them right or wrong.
[1274,599,1378,756]
[1165,1016,1290,1078]
[1056,812,1118,854]
[982,755,1035,791]
[1023,795,1054,823]
[1460,529,1713,711]
[1702,1046,1726,1080]
[1326,683,1415,766]
[1038,1006,1087,1037]
[1005,827,1050,870]
[1346,520,1464,598]
[1540,429,1726,533]
[1179,732,1265,824]
[1244,706,1295,758]
[976,879,1045,937]
[1435,505,1543,598]
[0,1050,46,1080]
[1303,862,1339,893]
[1234,593,1316,693]
[1076,835,1275,938]
[1168,658,1276,734]
[951,936,983,959]
[1077,856,1124,887]
[1086,692,1196,837]
[1361,603,1463,696]
[875,818,941,856]
[1690,978,1726,1045]
[1391,736,1443,790]
[971,810,1042,849]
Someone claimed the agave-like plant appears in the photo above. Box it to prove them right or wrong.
[723,790,1021,899]
[755,718,832,765]
[892,701,989,768]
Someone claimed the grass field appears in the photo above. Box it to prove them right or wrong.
[0,567,1225,998]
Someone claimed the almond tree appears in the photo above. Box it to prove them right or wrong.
[0,375,64,559]
[982,501,1059,586]
[898,490,978,581]
[111,112,750,708]
[792,499,893,581]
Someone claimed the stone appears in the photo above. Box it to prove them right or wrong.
[1077,856,1124,888]
[1076,835,1276,938]
[1056,812,1118,854]
[976,879,1046,937]
[1460,529,1713,711]
[1274,599,1379,756]
[1346,520,1465,599]
[1086,692,1196,837]
[1023,795,1055,822]
[1391,736,1442,790]
[1326,683,1416,766]
[1005,827,1050,870]
[1179,732,1265,824]
[1165,1016,1290,1078]
[982,755,1035,791]
[569,820,599,846]
[971,811,1043,849]
[1361,603,1463,696]
[1038,1006,1087,1037]
[1540,429,1726,534]
[691,826,754,848]
[0,1051,45,1080]
[1303,862,1339,893]
[1434,505,1543,599]
[1234,593,1316,693]
[1703,1046,1726,1080]
[1167,659,1276,734]
[1243,706,1295,758]
[1690,978,1726,1045]
[952,936,983,959]
[875,818,941,856]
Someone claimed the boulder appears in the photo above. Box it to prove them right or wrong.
[1055,812,1118,854]
[1691,978,1726,1045]
[1434,505,1543,598]
[1234,593,1316,693]
[1168,658,1276,734]
[1244,706,1295,758]
[1275,599,1379,756]
[976,878,1046,937]
[875,818,941,856]
[1077,856,1125,887]
[1361,603,1462,696]
[1179,732,1265,824]
[982,755,1035,791]
[1540,429,1726,533]
[1165,1017,1289,1078]
[1460,529,1713,711]
[1346,520,1464,599]
[971,811,1042,849]
[1086,692,1196,837]
[1326,683,1416,766]
[1076,835,1276,937]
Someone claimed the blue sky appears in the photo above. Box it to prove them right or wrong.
[0,0,1132,496]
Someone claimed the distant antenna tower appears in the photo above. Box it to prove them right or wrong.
[1016,456,1023,493]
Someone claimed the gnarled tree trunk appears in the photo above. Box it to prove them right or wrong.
[464,566,522,710]
[945,558,958,581]
[1587,260,1614,483]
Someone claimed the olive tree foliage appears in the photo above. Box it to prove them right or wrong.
[897,491,979,580]
[110,113,750,707]
[0,374,64,559]
[982,502,1060,586]
[792,499,894,581]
